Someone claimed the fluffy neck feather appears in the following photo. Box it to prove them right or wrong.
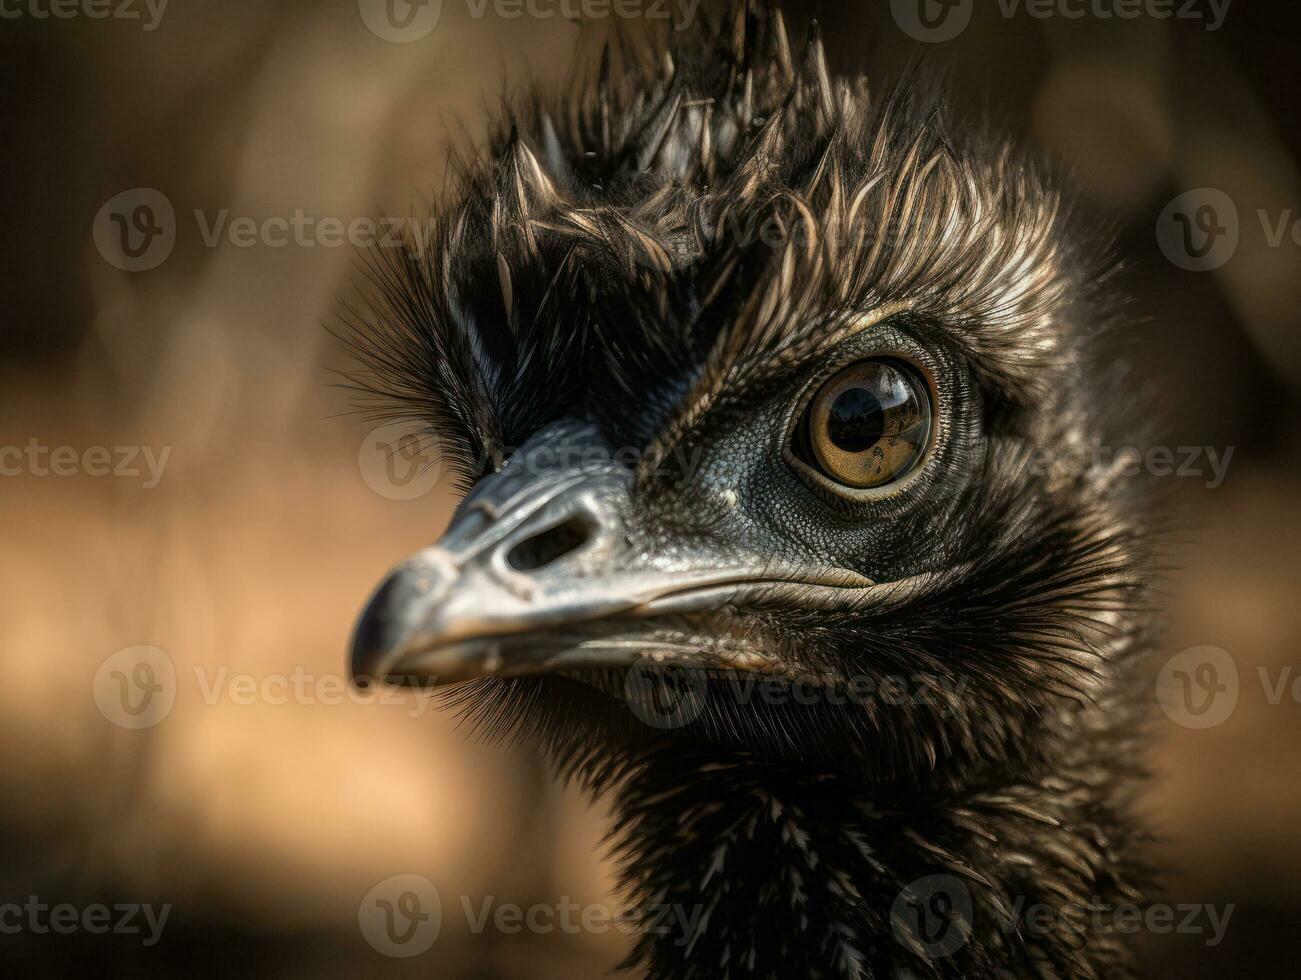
[607,733,1144,979]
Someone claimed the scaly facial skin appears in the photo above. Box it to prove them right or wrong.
[348,310,1148,976]
[352,311,1135,783]
[344,7,1153,976]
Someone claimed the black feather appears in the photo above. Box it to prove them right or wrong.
[342,3,1159,976]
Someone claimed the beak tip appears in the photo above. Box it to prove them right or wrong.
[348,570,412,689]
[348,628,394,692]
[350,609,402,689]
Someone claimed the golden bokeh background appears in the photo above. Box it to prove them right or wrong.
[1,1,1298,976]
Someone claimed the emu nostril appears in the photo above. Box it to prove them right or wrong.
[507,519,590,572]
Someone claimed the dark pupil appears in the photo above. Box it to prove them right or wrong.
[827,387,885,452]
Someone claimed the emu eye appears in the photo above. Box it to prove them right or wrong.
[796,359,932,490]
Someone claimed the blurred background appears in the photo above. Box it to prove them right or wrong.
[1,0,1297,976]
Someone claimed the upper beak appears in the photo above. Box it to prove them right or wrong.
[349,422,879,689]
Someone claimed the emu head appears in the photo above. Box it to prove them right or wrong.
[347,8,1144,787]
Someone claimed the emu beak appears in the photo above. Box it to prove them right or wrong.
[349,422,878,689]
[348,423,715,689]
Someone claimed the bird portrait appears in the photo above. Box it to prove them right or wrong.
[11,0,1301,976]
[345,3,1154,976]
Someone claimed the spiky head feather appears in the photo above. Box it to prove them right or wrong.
[343,5,1157,977]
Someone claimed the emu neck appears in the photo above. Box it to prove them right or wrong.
[610,743,1140,979]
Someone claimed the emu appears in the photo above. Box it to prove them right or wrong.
[346,6,1153,976]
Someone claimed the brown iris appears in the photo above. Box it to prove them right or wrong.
[799,359,932,489]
